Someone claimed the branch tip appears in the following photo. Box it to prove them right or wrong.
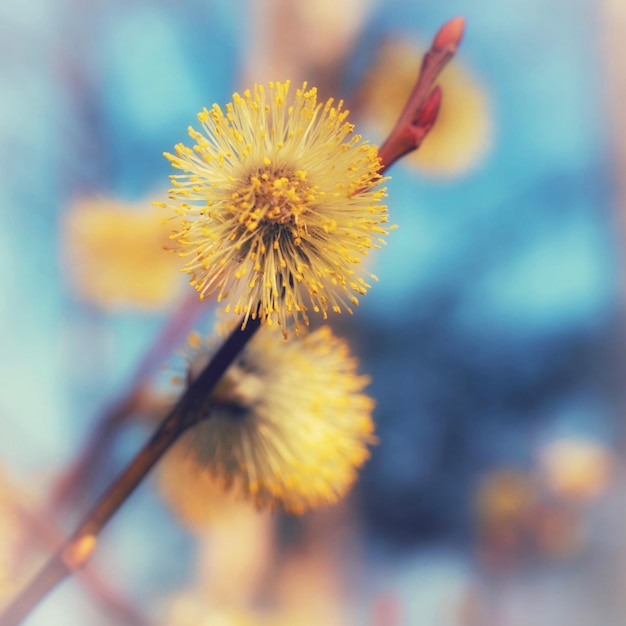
[433,16,466,52]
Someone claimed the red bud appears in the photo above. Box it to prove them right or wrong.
[433,16,466,52]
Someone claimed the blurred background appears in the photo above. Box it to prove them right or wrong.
[2,0,626,624]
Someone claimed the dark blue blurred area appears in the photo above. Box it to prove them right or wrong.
[330,0,625,547]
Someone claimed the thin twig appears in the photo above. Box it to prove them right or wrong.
[49,290,206,512]
[13,504,150,626]
[0,427,149,626]
[378,16,465,170]
[0,318,261,626]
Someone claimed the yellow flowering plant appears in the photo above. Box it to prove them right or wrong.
[0,17,465,626]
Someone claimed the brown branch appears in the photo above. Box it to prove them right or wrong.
[378,16,465,171]
[49,290,207,512]
[13,503,150,626]
[0,467,149,626]
[0,318,260,626]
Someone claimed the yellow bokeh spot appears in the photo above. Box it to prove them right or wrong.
[63,197,183,311]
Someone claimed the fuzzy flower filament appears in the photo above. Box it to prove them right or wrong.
[158,81,390,333]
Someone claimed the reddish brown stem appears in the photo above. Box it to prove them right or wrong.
[13,505,150,626]
[49,290,206,512]
[378,16,465,171]
[0,318,260,626]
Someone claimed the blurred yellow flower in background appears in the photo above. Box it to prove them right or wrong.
[538,438,613,501]
[178,323,376,514]
[475,469,535,527]
[473,469,536,570]
[63,197,183,311]
[162,592,321,626]
[358,39,492,177]
[162,594,258,626]
[157,81,390,334]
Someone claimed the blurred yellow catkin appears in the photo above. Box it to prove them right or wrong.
[174,323,376,514]
[63,196,183,311]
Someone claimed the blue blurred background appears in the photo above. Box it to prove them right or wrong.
[2,0,626,624]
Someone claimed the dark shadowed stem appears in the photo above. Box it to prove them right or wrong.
[0,317,261,626]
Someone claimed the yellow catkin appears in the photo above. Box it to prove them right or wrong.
[178,323,377,514]
[157,81,391,335]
